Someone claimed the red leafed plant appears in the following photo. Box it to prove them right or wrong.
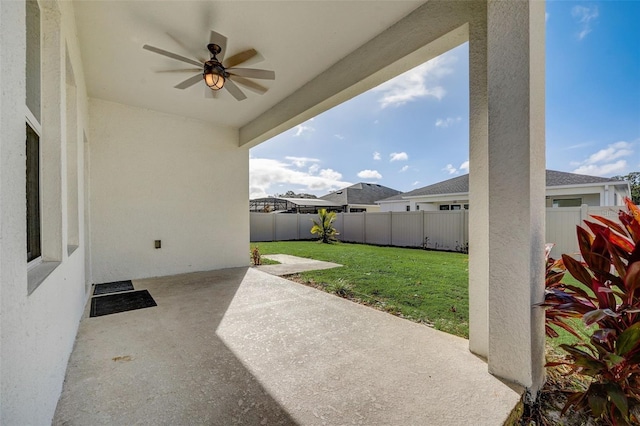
[541,197,640,425]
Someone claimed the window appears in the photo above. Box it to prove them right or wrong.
[463,204,469,210]
[451,204,461,210]
[416,205,420,211]
[405,206,410,212]
[439,205,450,211]
[552,198,582,208]
[26,0,41,122]
[26,0,41,263]
[26,123,41,262]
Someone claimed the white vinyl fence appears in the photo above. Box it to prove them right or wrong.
[251,210,469,252]
[251,205,627,257]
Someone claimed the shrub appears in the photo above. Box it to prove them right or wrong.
[541,198,640,425]
[250,245,261,266]
[327,279,353,298]
[311,209,339,244]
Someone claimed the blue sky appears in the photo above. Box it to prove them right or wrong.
[249,1,640,198]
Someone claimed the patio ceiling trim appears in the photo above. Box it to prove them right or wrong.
[238,1,479,148]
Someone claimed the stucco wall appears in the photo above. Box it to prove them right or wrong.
[1,1,90,423]
[88,99,247,283]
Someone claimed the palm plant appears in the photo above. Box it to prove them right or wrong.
[311,209,339,244]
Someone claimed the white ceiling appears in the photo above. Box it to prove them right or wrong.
[74,1,425,129]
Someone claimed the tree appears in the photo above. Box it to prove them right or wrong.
[274,190,317,199]
[310,209,339,243]
[613,172,640,204]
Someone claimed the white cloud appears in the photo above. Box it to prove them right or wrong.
[285,156,320,168]
[308,164,320,174]
[583,141,632,165]
[412,181,420,186]
[573,161,628,177]
[334,134,345,140]
[372,53,456,108]
[443,164,458,175]
[373,151,381,161]
[318,168,344,181]
[249,158,352,199]
[399,165,409,173]
[571,141,634,177]
[390,152,408,162]
[357,169,382,180]
[564,142,594,150]
[293,118,315,136]
[435,116,461,128]
[459,160,469,172]
[572,5,599,40]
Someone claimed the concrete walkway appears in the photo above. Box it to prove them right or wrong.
[256,254,342,276]
[54,267,521,425]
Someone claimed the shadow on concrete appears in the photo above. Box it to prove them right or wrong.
[54,267,298,425]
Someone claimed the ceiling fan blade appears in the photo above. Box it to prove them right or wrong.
[143,45,203,67]
[223,49,258,68]
[174,73,203,89]
[166,32,207,63]
[209,30,228,61]
[155,68,202,73]
[229,75,268,95]
[205,88,218,99]
[227,68,275,80]
[224,79,247,101]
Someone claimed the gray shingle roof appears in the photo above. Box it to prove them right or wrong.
[321,183,402,205]
[378,170,626,202]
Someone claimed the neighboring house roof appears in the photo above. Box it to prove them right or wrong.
[378,170,627,202]
[321,183,402,205]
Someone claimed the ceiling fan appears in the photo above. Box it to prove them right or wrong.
[143,31,275,101]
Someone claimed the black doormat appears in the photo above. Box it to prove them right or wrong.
[90,290,157,317]
[93,280,134,296]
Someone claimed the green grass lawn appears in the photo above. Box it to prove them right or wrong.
[252,241,470,337]
[252,240,599,349]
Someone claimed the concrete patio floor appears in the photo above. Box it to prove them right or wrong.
[54,267,522,425]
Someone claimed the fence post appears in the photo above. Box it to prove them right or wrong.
[421,210,425,248]
[580,204,589,226]
[271,213,276,242]
[363,212,367,244]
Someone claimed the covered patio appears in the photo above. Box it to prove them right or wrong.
[1,1,545,424]
[54,267,520,425]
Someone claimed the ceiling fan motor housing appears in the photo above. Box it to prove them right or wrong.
[207,43,222,57]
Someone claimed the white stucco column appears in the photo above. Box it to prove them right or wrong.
[485,0,546,396]
[468,2,489,358]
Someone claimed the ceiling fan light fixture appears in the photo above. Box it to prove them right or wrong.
[204,61,225,90]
